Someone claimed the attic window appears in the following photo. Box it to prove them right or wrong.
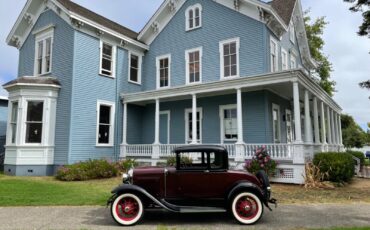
[186,4,202,31]
[34,28,54,76]
[289,21,295,44]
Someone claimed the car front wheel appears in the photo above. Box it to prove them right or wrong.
[111,193,144,226]
[231,192,263,225]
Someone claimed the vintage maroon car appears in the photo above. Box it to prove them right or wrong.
[107,145,276,226]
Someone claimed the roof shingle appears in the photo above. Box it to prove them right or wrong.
[271,0,297,25]
[57,0,138,40]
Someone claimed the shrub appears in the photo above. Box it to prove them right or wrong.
[313,152,355,182]
[56,159,118,181]
[166,155,193,166]
[347,150,365,165]
[244,147,277,176]
[115,159,138,173]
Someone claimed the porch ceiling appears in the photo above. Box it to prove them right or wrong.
[121,69,342,112]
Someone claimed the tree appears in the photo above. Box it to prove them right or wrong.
[341,114,367,148]
[304,12,336,96]
[343,0,370,89]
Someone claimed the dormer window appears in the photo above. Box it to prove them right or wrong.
[34,27,54,76]
[186,4,202,31]
[289,21,295,44]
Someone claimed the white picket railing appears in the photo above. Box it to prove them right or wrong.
[122,143,294,160]
[243,144,293,160]
[125,144,153,157]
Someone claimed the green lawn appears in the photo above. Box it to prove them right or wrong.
[0,174,121,206]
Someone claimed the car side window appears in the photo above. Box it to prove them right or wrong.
[209,152,223,169]
[177,152,207,170]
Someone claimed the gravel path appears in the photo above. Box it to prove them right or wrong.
[0,204,369,230]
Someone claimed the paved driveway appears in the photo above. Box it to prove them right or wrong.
[0,204,369,230]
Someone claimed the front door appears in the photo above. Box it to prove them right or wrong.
[160,111,170,144]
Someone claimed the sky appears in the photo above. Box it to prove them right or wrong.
[0,0,369,130]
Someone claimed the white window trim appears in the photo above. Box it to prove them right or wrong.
[99,40,116,78]
[184,107,203,144]
[22,99,46,146]
[128,51,142,85]
[219,104,238,143]
[185,47,203,85]
[33,27,54,76]
[290,21,295,44]
[156,54,171,89]
[219,37,240,80]
[270,37,279,72]
[185,3,203,31]
[96,100,115,147]
[281,48,288,71]
[160,110,171,144]
[272,103,281,143]
[7,100,19,146]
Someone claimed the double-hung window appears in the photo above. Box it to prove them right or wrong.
[290,54,297,69]
[34,28,53,76]
[281,48,288,70]
[10,101,18,144]
[129,52,142,84]
[220,38,240,79]
[185,108,202,143]
[186,47,202,84]
[272,104,281,143]
[100,41,116,77]
[186,4,202,31]
[96,101,115,146]
[156,54,171,88]
[25,101,44,144]
[220,105,238,141]
[270,37,278,72]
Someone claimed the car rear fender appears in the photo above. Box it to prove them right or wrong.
[227,182,266,204]
[108,184,178,212]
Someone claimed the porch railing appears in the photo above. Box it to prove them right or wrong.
[244,144,293,160]
[125,144,153,157]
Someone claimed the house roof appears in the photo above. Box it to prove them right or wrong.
[271,0,297,25]
[56,0,138,40]
[3,76,61,88]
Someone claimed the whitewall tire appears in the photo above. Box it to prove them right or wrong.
[231,192,263,225]
[111,193,144,226]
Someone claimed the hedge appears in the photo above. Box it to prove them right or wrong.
[313,152,355,182]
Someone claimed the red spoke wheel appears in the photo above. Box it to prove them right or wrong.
[111,193,143,226]
[231,192,263,224]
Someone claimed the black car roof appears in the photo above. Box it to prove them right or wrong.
[173,145,227,153]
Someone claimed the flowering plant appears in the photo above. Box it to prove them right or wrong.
[244,147,277,176]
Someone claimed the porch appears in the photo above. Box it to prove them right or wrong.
[119,70,344,184]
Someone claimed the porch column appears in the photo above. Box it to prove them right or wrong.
[320,101,327,144]
[313,97,320,144]
[154,98,160,144]
[122,102,127,145]
[333,112,338,145]
[191,93,197,144]
[236,88,244,144]
[335,112,341,145]
[304,90,313,143]
[326,105,332,144]
[338,114,343,146]
[293,82,302,143]
[330,109,336,144]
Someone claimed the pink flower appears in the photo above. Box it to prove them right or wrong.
[264,158,268,163]
[260,163,264,168]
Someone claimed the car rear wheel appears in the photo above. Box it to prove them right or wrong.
[231,192,263,225]
[111,193,144,226]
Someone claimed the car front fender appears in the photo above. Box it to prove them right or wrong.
[107,184,179,212]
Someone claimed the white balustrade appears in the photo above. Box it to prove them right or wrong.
[125,144,153,157]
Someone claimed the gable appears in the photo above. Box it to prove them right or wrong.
[7,0,148,50]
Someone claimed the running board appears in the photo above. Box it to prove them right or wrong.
[160,199,226,213]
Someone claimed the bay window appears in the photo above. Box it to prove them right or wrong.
[10,102,18,144]
[25,101,44,144]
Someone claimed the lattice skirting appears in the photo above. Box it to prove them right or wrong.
[270,164,305,184]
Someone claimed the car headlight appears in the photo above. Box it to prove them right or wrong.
[128,168,133,178]
[122,173,130,183]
